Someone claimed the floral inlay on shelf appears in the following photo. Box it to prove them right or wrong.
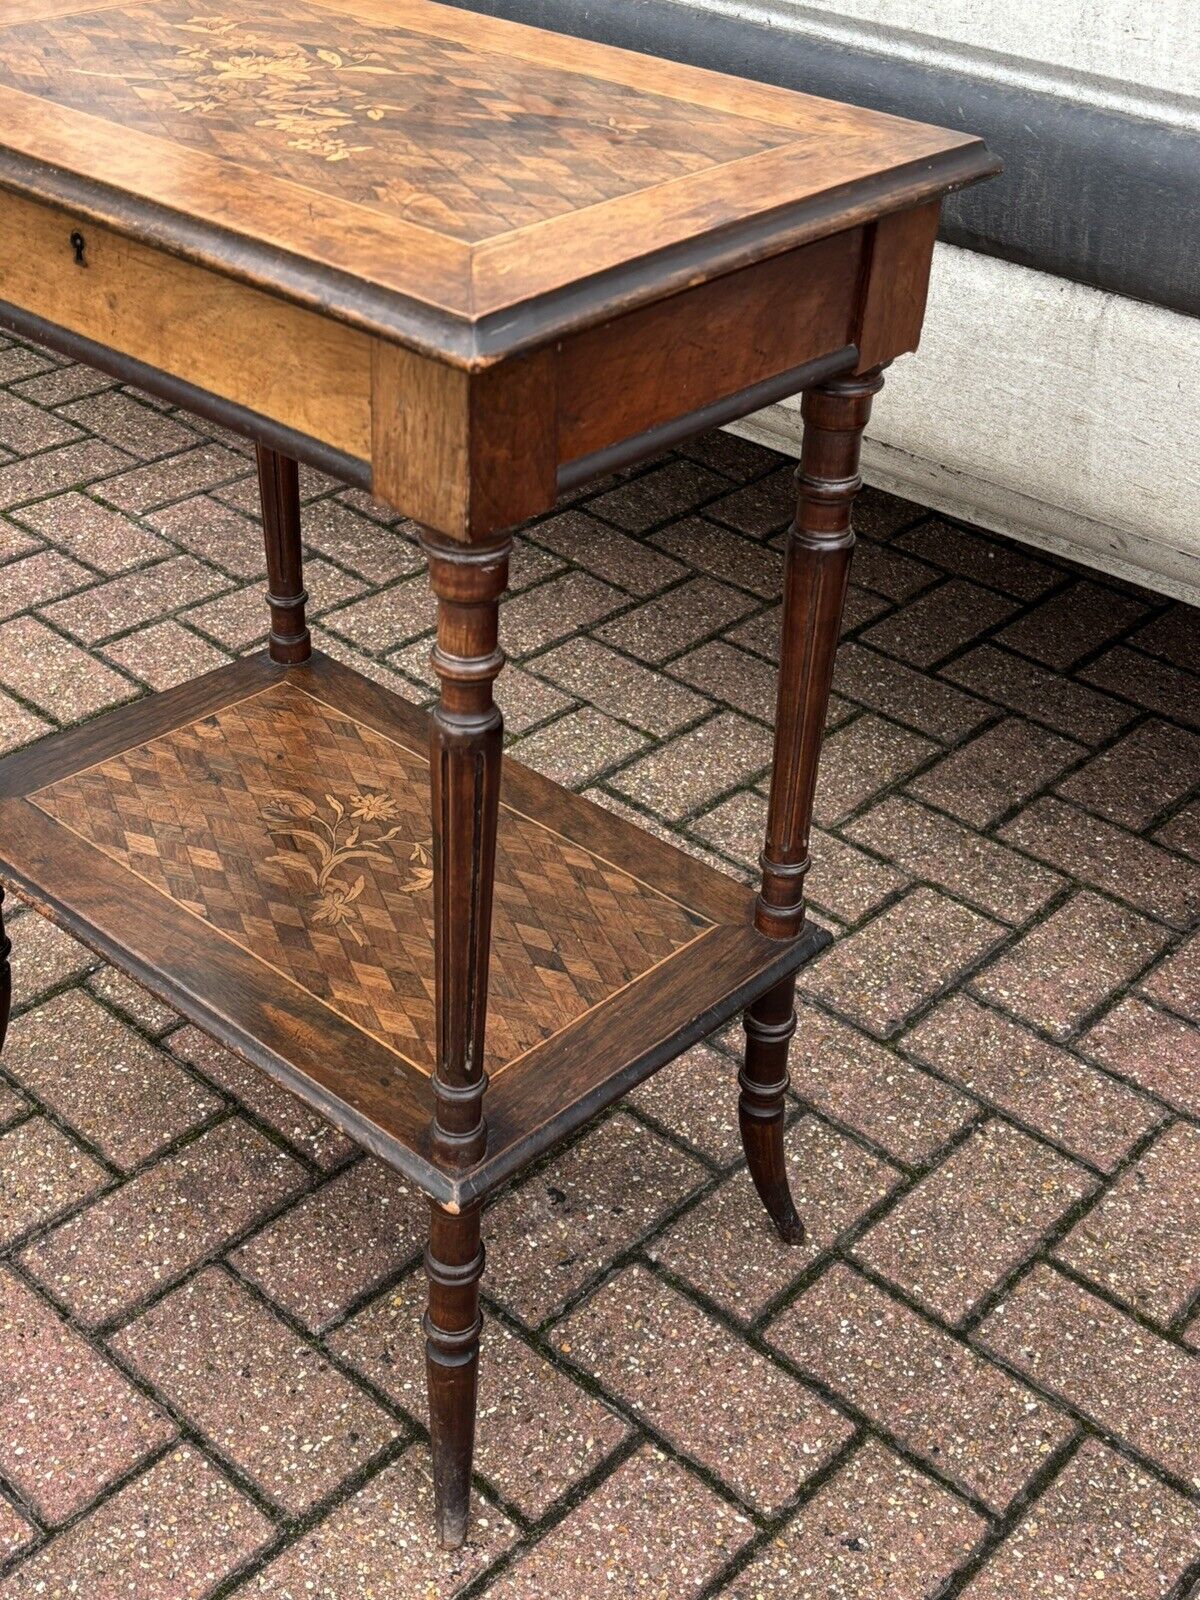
[263,788,433,944]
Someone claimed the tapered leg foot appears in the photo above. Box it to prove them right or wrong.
[740,976,804,1245]
[424,1201,483,1547]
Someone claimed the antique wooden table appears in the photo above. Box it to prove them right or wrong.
[0,0,997,1547]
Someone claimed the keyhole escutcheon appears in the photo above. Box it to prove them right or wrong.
[70,231,86,267]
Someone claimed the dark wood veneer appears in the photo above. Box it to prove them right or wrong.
[0,0,998,1544]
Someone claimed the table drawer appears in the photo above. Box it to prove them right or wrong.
[0,189,373,461]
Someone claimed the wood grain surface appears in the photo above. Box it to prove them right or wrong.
[0,652,815,1203]
[0,0,997,356]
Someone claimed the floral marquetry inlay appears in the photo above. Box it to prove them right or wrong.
[32,682,709,1076]
[0,0,793,241]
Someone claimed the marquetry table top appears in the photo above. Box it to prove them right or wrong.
[0,0,994,358]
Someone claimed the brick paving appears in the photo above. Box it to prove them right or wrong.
[0,335,1194,1599]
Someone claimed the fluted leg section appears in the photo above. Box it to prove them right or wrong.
[0,884,11,1055]
[742,367,883,1243]
[420,530,509,1546]
[425,1201,484,1547]
[256,443,311,664]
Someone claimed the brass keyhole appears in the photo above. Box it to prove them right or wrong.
[70,231,86,267]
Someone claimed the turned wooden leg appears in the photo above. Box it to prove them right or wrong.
[420,530,509,1544]
[256,443,311,664]
[742,367,883,1243]
[424,1201,484,1548]
[0,884,11,1055]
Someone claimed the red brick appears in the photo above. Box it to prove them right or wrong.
[845,538,940,601]
[971,890,1170,1041]
[1082,646,1200,729]
[707,463,796,536]
[942,642,1135,743]
[596,577,756,663]
[861,579,1017,669]
[12,490,168,572]
[231,1157,423,1332]
[0,440,131,510]
[102,619,231,691]
[0,1118,107,1247]
[113,1267,398,1515]
[833,640,993,742]
[1056,719,1200,830]
[1079,995,1200,1114]
[653,516,782,596]
[609,711,771,820]
[292,496,423,581]
[0,1498,34,1563]
[1131,606,1200,672]
[1001,796,1200,927]
[768,1264,1073,1510]
[627,1039,743,1163]
[0,551,91,620]
[1156,798,1200,861]
[812,714,937,826]
[905,995,1163,1171]
[20,1119,306,1329]
[332,1272,629,1519]
[555,1265,854,1511]
[854,1119,1094,1324]
[0,1444,271,1600]
[485,1113,706,1325]
[670,639,779,721]
[801,886,1005,1039]
[167,1024,355,1171]
[146,494,266,577]
[500,571,624,655]
[724,1439,985,1600]
[94,443,250,513]
[897,518,1058,600]
[655,1114,901,1319]
[0,391,80,455]
[997,580,1149,670]
[977,1264,1200,1488]
[530,508,686,595]
[1140,934,1200,1024]
[0,691,50,754]
[908,717,1085,828]
[513,706,648,788]
[0,616,135,720]
[846,794,1063,922]
[788,1002,977,1163]
[0,1267,172,1522]
[482,1445,751,1600]
[246,1447,515,1598]
[4,991,219,1170]
[962,1439,1200,1600]
[1055,1123,1200,1325]
[86,967,179,1035]
[535,635,707,734]
[7,911,97,1008]
[588,460,726,532]
[62,392,197,459]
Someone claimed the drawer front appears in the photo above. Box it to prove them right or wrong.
[556,227,865,466]
[0,189,373,461]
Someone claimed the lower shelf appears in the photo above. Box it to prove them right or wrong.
[0,651,826,1203]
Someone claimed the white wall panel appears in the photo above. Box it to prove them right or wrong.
[731,246,1200,602]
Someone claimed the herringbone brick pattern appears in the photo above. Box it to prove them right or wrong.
[0,330,1196,1598]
